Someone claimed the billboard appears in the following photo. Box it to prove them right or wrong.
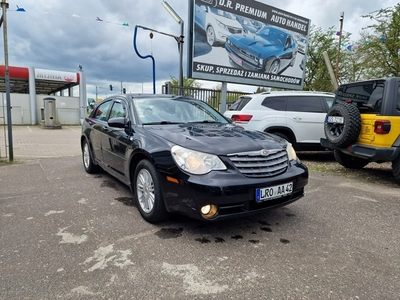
[187,0,311,90]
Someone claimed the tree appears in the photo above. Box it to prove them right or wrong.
[169,75,202,88]
[358,4,400,78]
[303,25,352,92]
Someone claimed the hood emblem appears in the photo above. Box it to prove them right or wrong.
[260,149,269,156]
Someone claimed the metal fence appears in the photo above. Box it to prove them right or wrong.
[162,82,252,111]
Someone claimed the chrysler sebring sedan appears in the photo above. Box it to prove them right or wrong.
[81,94,308,223]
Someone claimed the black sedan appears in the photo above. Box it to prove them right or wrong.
[81,94,308,223]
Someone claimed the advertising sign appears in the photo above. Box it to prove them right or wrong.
[35,69,78,83]
[187,0,311,89]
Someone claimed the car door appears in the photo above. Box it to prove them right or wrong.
[102,98,130,179]
[89,100,113,164]
[285,96,326,144]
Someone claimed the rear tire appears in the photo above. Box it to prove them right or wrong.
[270,132,291,143]
[392,156,400,183]
[134,159,169,223]
[334,150,368,169]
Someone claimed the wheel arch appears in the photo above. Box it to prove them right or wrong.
[265,126,296,144]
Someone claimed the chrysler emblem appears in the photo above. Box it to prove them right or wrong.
[260,149,269,156]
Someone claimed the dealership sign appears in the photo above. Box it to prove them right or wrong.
[188,0,310,90]
[35,69,78,83]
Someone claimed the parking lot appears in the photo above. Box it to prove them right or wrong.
[1,126,399,299]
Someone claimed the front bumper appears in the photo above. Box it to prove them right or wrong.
[225,44,264,72]
[320,138,400,162]
[159,160,308,221]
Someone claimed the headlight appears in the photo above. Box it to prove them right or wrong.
[216,19,228,31]
[286,143,297,161]
[171,145,227,175]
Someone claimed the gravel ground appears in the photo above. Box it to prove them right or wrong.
[297,151,398,187]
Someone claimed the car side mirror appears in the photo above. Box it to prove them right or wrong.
[108,117,128,129]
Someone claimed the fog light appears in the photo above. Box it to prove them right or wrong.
[200,204,219,219]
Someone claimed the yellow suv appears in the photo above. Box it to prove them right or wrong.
[320,78,400,183]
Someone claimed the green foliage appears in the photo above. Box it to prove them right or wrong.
[169,75,202,89]
[358,4,400,77]
[303,4,400,90]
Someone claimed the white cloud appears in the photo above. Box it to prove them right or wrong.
[1,0,397,97]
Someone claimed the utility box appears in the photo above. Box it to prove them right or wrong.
[42,97,61,129]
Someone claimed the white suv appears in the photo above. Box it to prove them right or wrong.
[224,91,335,151]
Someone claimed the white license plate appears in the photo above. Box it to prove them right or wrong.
[255,182,293,202]
[326,116,344,124]
[229,53,242,66]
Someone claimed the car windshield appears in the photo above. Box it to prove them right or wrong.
[134,97,230,125]
[258,27,285,46]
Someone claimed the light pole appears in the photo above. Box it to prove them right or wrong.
[334,12,344,84]
[1,0,13,161]
[162,0,184,96]
[95,86,104,102]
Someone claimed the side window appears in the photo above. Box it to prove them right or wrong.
[93,101,112,121]
[286,96,324,113]
[109,102,126,119]
[261,96,286,111]
[324,97,334,109]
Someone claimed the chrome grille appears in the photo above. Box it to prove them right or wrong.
[227,149,288,178]
[230,43,255,62]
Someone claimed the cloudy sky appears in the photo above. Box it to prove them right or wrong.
[0,0,398,99]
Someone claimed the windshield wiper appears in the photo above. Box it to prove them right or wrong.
[143,121,184,125]
[190,120,219,123]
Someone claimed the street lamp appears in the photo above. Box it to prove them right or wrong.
[334,12,344,84]
[162,0,184,96]
[1,0,13,161]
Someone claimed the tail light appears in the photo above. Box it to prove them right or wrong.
[231,114,253,124]
[374,120,391,134]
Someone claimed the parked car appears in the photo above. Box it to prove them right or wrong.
[81,94,308,223]
[195,4,242,46]
[224,91,335,151]
[225,25,298,74]
[236,16,264,34]
[294,34,307,54]
[321,77,400,183]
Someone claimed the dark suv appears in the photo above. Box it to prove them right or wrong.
[321,77,400,183]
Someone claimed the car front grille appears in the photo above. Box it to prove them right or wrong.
[228,27,242,34]
[229,43,255,63]
[227,149,288,178]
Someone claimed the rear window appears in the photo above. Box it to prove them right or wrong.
[286,96,324,113]
[261,96,286,111]
[336,80,385,113]
[228,96,252,111]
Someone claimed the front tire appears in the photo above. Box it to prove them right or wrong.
[82,139,99,173]
[134,160,169,223]
[268,60,280,74]
[334,150,368,169]
[206,26,216,46]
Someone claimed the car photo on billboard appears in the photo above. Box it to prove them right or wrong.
[225,25,298,75]
[188,0,311,90]
[194,3,242,46]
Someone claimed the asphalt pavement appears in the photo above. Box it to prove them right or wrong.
[1,125,399,299]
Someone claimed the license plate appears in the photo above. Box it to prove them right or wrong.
[229,53,242,66]
[255,182,293,202]
[326,116,344,124]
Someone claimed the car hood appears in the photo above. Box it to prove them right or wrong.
[144,123,286,155]
[229,34,280,56]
